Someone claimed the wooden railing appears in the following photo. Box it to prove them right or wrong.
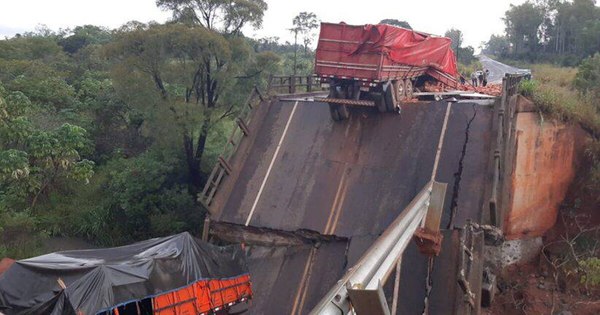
[199,86,264,208]
[267,74,324,94]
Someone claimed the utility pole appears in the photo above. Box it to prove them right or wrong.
[293,29,298,75]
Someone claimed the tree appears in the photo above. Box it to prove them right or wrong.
[290,12,319,74]
[503,1,545,55]
[574,53,600,102]
[293,12,319,55]
[156,0,268,35]
[484,34,511,57]
[445,28,463,60]
[59,25,112,54]
[379,19,412,29]
[0,88,94,211]
[106,23,252,188]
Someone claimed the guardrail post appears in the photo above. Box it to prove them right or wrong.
[289,75,296,94]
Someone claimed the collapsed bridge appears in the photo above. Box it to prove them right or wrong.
[196,72,528,314]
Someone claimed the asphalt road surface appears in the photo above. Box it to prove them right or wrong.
[479,54,530,83]
[213,97,495,314]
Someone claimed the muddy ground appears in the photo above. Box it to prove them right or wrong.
[486,182,600,315]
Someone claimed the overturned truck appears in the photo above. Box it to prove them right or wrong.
[315,22,459,120]
[0,232,251,315]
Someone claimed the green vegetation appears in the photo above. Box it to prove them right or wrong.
[518,62,600,138]
[485,0,600,65]
[580,256,600,287]
[0,1,311,259]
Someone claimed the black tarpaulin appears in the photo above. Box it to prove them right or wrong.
[0,232,248,315]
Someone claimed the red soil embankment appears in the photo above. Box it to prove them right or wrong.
[503,96,587,240]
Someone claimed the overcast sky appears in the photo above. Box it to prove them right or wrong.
[0,0,528,49]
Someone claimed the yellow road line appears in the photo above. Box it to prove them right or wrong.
[295,248,318,315]
[324,167,348,234]
[328,170,349,235]
[290,248,317,315]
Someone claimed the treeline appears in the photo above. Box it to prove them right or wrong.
[0,1,313,258]
[485,0,600,65]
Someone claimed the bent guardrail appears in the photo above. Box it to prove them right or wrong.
[310,181,447,315]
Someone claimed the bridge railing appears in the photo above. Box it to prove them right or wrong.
[310,181,447,315]
[267,74,324,94]
[489,73,530,227]
[199,86,264,208]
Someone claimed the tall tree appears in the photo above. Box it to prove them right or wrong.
[484,34,511,57]
[444,28,463,60]
[294,12,319,55]
[106,23,262,189]
[156,0,267,35]
[503,1,545,55]
[290,12,319,74]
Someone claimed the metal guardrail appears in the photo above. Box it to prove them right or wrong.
[310,181,447,315]
[488,73,529,227]
[199,86,264,208]
[268,74,324,94]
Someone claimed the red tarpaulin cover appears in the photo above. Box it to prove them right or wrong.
[352,24,458,77]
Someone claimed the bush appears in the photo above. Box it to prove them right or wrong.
[0,210,46,259]
[574,53,600,103]
[580,257,600,287]
[518,79,537,97]
[65,149,203,246]
[519,64,600,138]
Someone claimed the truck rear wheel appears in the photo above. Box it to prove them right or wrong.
[395,80,407,102]
[374,92,387,113]
[329,104,342,121]
[384,81,396,112]
[328,85,349,121]
[405,79,414,100]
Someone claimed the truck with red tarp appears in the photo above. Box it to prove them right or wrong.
[315,22,460,120]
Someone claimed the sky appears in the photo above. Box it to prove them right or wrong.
[0,0,528,49]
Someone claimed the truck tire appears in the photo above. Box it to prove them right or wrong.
[384,81,396,112]
[329,104,342,121]
[328,85,348,121]
[396,79,407,102]
[374,92,387,113]
[405,79,414,100]
[337,104,350,120]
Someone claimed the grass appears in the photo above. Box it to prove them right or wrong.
[521,64,600,139]
[520,63,600,293]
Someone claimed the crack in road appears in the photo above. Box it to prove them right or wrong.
[422,104,479,314]
[447,104,478,230]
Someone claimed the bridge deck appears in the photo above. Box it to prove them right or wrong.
[212,98,494,314]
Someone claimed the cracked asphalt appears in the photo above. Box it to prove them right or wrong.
[213,98,494,314]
